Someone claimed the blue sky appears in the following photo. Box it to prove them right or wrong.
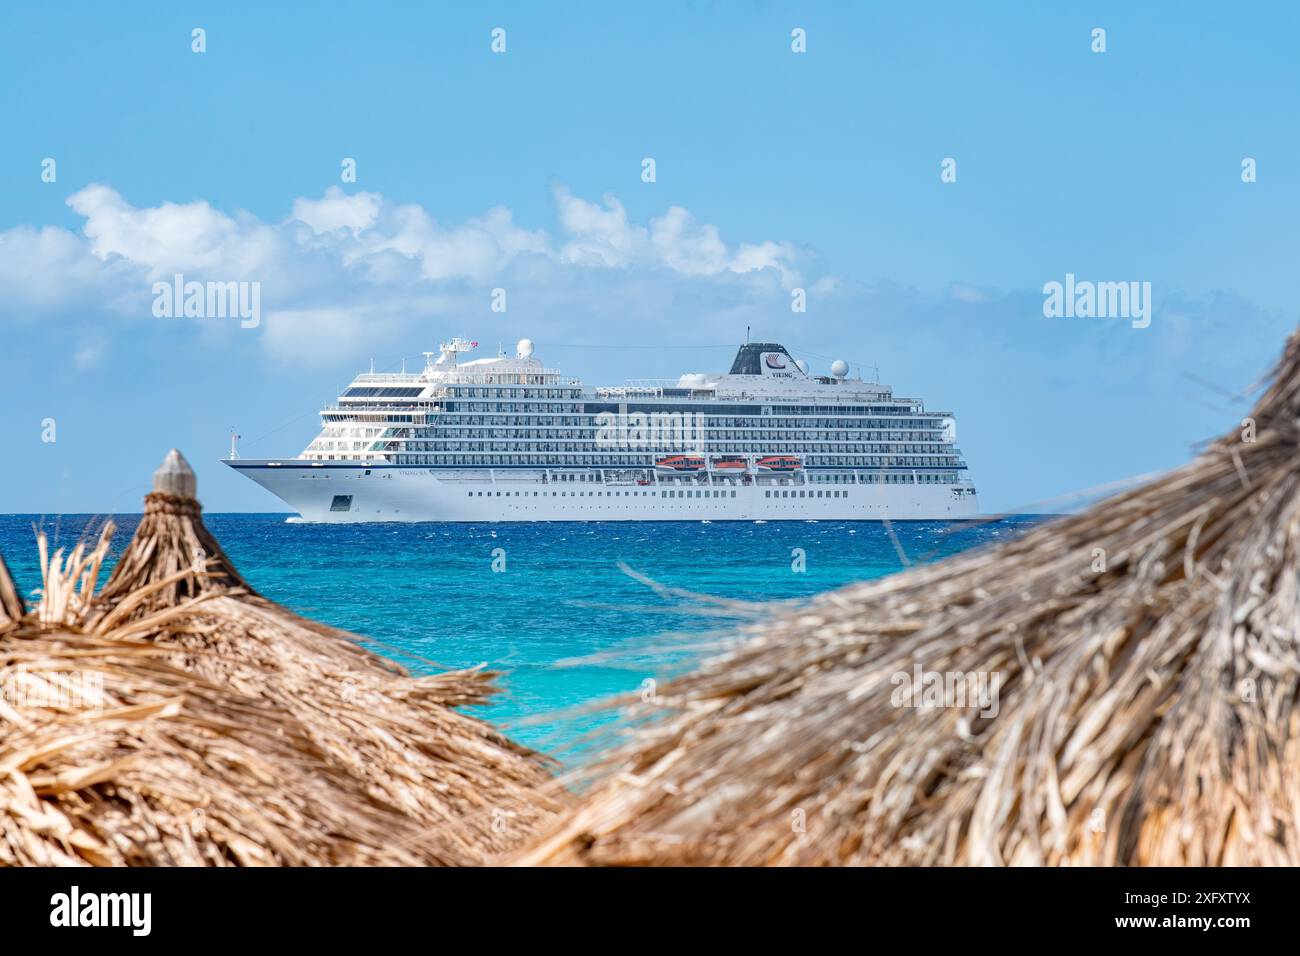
[1,1,1297,514]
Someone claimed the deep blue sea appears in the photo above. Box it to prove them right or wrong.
[0,514,1043,757]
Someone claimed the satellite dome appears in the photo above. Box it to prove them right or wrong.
[795,359,809,375]
[516,338,534,358]
[830,359,849,378]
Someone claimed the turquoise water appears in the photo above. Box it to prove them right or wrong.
[0,514,1042,756]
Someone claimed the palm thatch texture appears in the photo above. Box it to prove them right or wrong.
[1,619,437,865]
[0,551,22,633]
[4,450,559,865]
[515,330,1300,867]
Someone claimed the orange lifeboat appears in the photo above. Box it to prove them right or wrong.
[711,456,749,470]
[656,455,705,472]
[756,455,801,472]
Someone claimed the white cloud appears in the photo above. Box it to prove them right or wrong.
[38,182,802,291]
[554,188,642,266]
[552,186,800,284]
[68,184,283,280]
[0,182,811,364]
[290,186,381,235]
[349,202,551,282]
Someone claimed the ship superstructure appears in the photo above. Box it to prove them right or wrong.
[224,338,978,521]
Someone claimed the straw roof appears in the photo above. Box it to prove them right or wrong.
[1,618,437,865]
[515,329,1300,866]
[0,552,21,633]
[4,451,561,865]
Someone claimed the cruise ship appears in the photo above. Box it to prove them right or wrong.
[224,338,979,522]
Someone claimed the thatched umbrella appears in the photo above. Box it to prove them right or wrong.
[0,552,21,633]
[515,329,1300,867]
[0,615,438,865]
[9,451,561,865]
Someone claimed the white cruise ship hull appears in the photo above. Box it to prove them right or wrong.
[227,462,980,523]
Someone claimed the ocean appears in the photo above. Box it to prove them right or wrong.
[0,514,1043,756]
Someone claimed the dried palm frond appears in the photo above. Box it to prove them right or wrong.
[515,328,1300,867]
[14,450,561,865]
[0,552,22,633]
[0,624,440,866]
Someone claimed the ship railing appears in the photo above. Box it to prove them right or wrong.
[436,369,572,383]
[595,385,664,399]
[322,402,441,412]
[352,373,427,383]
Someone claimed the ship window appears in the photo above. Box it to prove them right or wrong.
[329,495,353,512]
